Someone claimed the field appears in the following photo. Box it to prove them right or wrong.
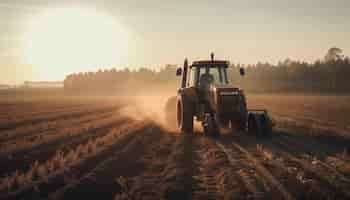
[0,91,350,200]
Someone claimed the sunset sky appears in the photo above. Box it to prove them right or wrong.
[1,0,349,84]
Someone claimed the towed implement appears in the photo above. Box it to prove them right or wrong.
[165,53,273,137]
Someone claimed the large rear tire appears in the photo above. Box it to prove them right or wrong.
[177,95,193,134]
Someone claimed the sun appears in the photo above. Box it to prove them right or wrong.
[23,8,129,81]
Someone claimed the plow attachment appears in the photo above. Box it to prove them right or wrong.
[247,109,274,137]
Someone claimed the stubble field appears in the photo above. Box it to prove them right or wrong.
[0,91,350,200]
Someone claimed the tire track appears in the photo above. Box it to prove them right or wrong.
[0,112,124,155]
[112,131,196,200]
[49,123,160,200]
[0,102,90,117]
[215,139,295,200]
[0,103,93,122]
[272,113,350,138]
[192,136,242,200]
[0,107,117,143]
[0,104,120,131]
[236,132,350,199]
[126,130,177,200]
[0,115,129,177]
[267,137,350,199]
[0,121,149,200]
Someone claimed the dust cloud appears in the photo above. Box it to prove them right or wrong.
[118,90,179,132]
[118,94,204,134]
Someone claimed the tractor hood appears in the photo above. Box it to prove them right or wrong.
[210,85,245,114]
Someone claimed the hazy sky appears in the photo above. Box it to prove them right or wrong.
[1,0,349,84]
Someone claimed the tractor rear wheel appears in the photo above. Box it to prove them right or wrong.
[177,95,193,134]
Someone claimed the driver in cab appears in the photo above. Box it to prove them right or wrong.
[199,68,214,90]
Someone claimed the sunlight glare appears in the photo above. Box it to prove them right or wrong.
[23,8,129,80]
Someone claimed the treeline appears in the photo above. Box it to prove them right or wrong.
[64,48,350,94]
[64,66,179,95]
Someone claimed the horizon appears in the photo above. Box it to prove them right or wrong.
[1,0,350,84]
[2,52,347,86]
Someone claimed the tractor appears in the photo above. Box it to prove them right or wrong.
[165,53,273,137]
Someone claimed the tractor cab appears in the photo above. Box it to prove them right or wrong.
[189,60,230,90]
[176,53,244,90]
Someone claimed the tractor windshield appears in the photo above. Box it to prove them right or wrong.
[198,67,229,87]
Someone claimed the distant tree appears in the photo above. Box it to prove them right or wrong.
[283,58,292,66]
[325,47,343,62]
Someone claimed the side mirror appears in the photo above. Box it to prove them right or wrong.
[176,68,182,76]
[239,68,245,76]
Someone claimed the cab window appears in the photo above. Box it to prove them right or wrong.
[198,67,228,85]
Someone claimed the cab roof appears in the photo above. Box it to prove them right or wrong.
[191,60,230,68]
